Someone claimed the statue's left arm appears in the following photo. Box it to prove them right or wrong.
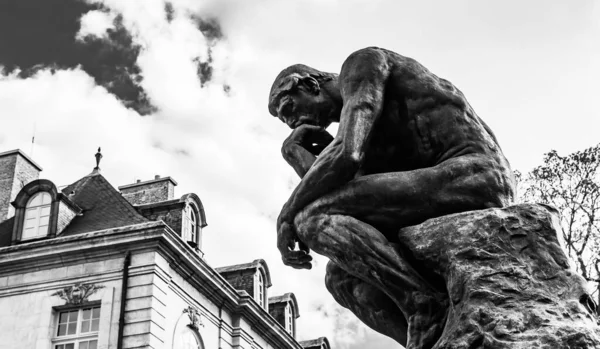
[278,47,391,228]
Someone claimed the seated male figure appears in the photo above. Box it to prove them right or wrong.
[268,47,515,349]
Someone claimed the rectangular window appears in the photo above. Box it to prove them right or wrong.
[53,306,100,349]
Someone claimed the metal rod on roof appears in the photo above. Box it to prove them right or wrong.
[30,121,36,157]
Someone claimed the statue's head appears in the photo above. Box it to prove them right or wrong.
[268,64,340,129]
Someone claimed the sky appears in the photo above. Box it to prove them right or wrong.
[0,0,598,348]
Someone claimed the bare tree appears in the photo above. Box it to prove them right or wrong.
[516,144,600,313]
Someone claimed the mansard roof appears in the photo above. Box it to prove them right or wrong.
[59,172,148,235]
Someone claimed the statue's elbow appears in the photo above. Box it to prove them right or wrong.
[338,150,363,173]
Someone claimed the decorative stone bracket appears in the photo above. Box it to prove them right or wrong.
[183,305,204,329]
[51,282,104,305]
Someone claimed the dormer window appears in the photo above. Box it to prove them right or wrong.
[182,204,198,246]
[286,304,294,335]
[22,192,51,239]
[257,272,264,307]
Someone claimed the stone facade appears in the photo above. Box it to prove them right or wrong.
[0,223,298,349]
[136,201,185,235]
[219,268,258,300]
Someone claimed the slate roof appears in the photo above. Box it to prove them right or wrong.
[59,172,148,236]
[0,171,147,247]
[0,217,14,247]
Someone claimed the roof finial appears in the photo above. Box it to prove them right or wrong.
[92,147,102,174]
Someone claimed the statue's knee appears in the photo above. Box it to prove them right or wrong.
[294,206,328,246]
[325,262,353,303]
[325,261,343,289]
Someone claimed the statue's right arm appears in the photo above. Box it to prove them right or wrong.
[279,48,391,223]
[281,124,334,178]
[281,142,316,178]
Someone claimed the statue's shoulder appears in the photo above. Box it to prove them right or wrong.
[344,46,386,61]
[342,47,410,72]
[340,47,390,77]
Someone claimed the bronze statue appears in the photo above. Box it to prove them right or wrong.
[268,47,516,348]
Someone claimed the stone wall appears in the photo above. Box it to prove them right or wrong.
[269,302,286,331]
[140,207,183,238]
[0,254,123,349]
[219,270,256,299]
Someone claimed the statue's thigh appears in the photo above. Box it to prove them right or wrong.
[308,154,503,232]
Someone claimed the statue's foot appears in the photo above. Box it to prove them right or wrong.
[405,292,448,349]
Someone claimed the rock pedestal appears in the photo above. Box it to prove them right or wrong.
[398,203,600,349]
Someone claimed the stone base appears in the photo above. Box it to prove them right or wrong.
[398,203,600,349]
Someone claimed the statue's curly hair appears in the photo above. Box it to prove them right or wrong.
[268,64,337,116]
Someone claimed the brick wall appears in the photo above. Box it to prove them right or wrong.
[119,177,177,206]
[0,151,40,222]
[140,207,183,237]
[220,270,256,298]
[269,303,286,329]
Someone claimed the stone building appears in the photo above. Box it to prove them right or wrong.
[0,149,330,349]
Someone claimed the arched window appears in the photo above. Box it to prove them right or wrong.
[257,272,264,307]
[182,204,197,244]
[181,328,202,349]
[22,192,51,239]
[174,326,203,349]
[286,304,294,335]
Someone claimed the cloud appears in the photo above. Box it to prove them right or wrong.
[77,9,116,40]
[190,15,224,86]
[0,0,156,115]
[164,1,175,23]
[0,0,230,115]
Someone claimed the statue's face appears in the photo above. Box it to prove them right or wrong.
[274,85,335,129]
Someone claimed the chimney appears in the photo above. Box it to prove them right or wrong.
[118,175,178,205]
[0,149,42,221]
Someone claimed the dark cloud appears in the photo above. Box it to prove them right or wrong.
[0,0,157,115]
[189,15,224,87]
[194,54,213,87]
[164,1,175,23]
[193,17,223,43]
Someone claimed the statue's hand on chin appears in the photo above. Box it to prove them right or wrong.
[284,123,334,156]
